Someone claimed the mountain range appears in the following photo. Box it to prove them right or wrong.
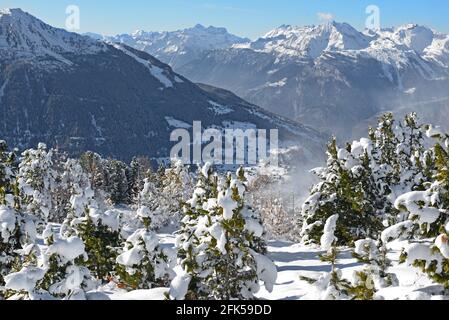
[98,21,449,138]
[87,24,249,70]
[0,8,324,164]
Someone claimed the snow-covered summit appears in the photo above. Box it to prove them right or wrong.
[88,20,449,72]
[0,8,105,58]
[377,25,449,67]
[232,21,449,66]
[235,21,372,59]
[423,34,449,66]
[99,24,249,68]
[356,23,449,74]
[123,23,248,51]
[380,24,436,54]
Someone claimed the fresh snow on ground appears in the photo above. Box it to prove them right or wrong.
[92,230,444,300]
[109,288,168,300]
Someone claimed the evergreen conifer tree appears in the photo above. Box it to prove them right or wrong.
[169,164,276,300]
[60,181,122,283]
[301,138,383,245]
[302,215,352,300]
[4,227,96,300]
[0,141,37,297]
[17,143,57,222]
[128,156,151,203]
[388,129,449,288]
[115,208,175,290]
[104,159,130,205]
[74,208,122,282]
[350,238,398,299]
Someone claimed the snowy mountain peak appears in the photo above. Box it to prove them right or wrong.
[131,29,147,37]
[193,23,206,30]
[231,21,449,64]
[0,8,105,57]
[389,24,436,53]
[322,21,360,35]
[0,8,45,29]
[397,23,420,30]
[99,24,249,69]
[0,7,27,18]
[320,20,345,30]
[247,21,371,59]
[182,24,236,37]
[0,7,15,16]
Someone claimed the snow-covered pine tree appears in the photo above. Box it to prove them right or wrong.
[234,167,267,254]
[169,164,276,300]
[301,138,383,245]
[368,113,402,226]
[136,160,193,231]
[387,128,449,288]
[103,159,130,205]
[59,176,121,284]
[137,172,166,230]
[79,151,109,203]
[349,238,398,299]
[115,207,175,290]
[369,113,401,186]
[301,138,341,244]
[59,156,101,236]
[0,205,37,296]
[0,141,37,297]
[73,208,122,283]
[1,214,34,295]
[301,113,430,246]
[303,214,352,300]
[0,140,18,207]
[50,158,93,223]
[127,156,152,203]
[4,226,97,300]
[395,113,428,193]
[17,143,57,222]
[159,159,193,222]
[44,149,67,223]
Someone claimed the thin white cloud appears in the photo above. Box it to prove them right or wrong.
[317,12,334,22]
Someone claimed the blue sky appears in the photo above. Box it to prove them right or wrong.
[3,0,448,38]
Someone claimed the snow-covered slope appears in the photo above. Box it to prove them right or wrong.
[103,234,445,300]
[388,24,435,54]
[92,24,249,69]
[0,8,105,59]
[0,9,325,163]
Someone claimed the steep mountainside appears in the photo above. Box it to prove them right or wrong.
[0,9,325,164]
